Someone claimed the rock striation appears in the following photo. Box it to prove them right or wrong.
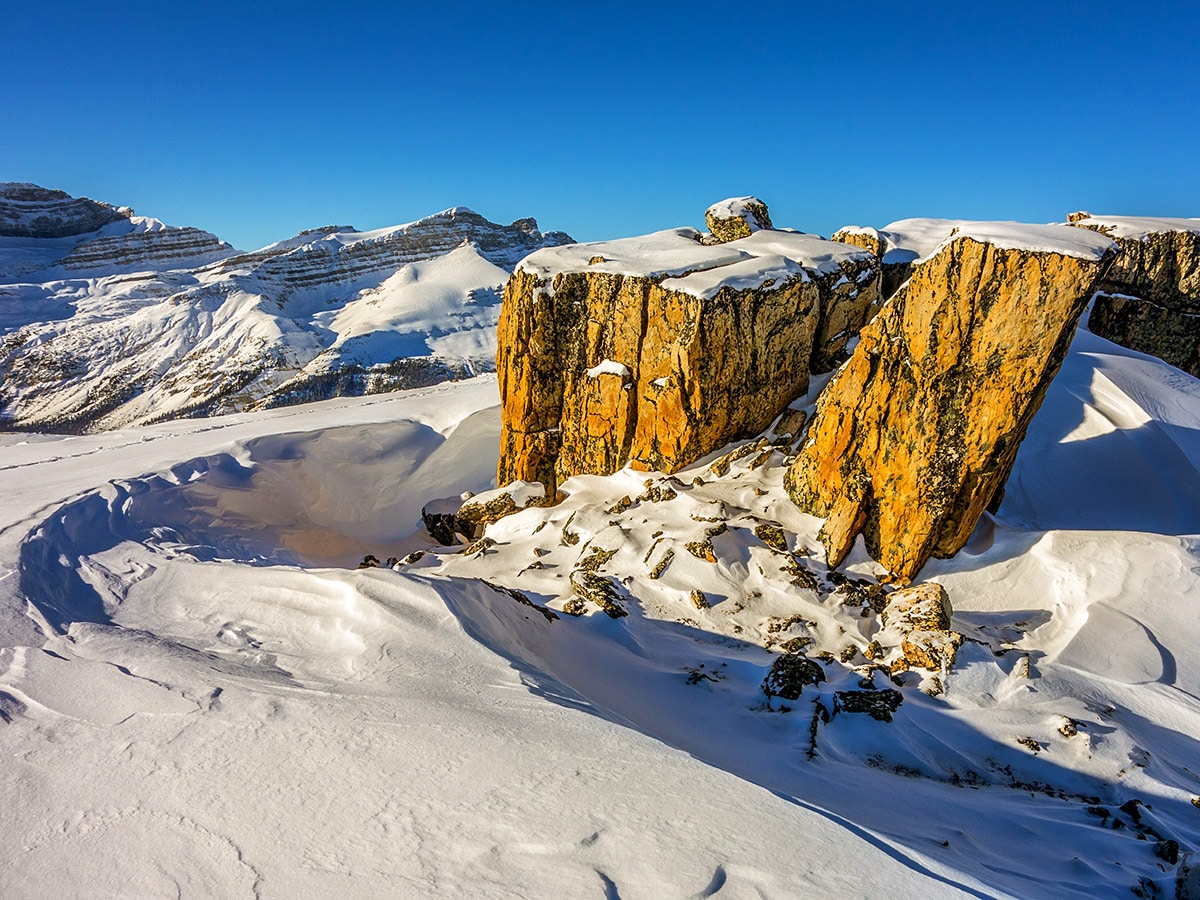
[58,221,235,273]
[219,207,572,294]
[1068,214,1200,377]
[497,215,880,495]
[785,222,1117,581]
[0,182,132,239]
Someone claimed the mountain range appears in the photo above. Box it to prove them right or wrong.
[0,182,572,431]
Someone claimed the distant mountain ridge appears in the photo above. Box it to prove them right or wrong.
[0,183,573,432]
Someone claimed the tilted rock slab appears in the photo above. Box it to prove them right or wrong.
[785,222,1117,582]
[1068,214,1200,377]
[498,227,871,495]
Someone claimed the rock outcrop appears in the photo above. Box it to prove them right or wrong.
[0,182,132,239]
[498,229,818,494]
[705,196,773,243]
[785,222,1117,581]
[422,481,546,545]
[497,216,880,496]
[833,219,964,301]
[58,222,235,273]
[1068,214,1200,377]
[877,583,963,675]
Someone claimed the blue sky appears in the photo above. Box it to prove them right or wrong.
[3,2,1197,251]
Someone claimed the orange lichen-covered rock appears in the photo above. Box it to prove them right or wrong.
[785,221,1117,582]
[497,227,822,496]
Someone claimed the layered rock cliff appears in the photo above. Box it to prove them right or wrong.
[785,222,1117,581]
[496,207,880,495]
[57,220,235,273]
[218,207,572,296]
[0,182,132,238]
[1068,215,1200,377]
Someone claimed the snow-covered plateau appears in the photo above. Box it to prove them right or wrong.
[2,320,1200,897]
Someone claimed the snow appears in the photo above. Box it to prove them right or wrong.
[319,244,508,366]
[517,227,747,281]
[585,359,632,378]
[1070,214,1200,239]
[0,378,982,898]
[734,229,873,275]
[519,226,876,301]
[661,253,807,299]
[5,289,1200,894]
[851,218,1118,264]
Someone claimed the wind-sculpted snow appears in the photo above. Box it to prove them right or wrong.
[0,384,974,898]
[428,332,1200,899]
[6,336,1200,896]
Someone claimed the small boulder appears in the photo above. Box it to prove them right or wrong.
[834,689,903,722]
[762,654,825,701]
[705,196,773,243]
[422,482,546,546]
[881,583,953,632]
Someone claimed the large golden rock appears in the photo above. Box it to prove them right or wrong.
[497,228,824,495]
[785,222,1117,582]
[1068,215,1200,377]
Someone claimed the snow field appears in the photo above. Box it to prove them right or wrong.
[3,326,1200,896]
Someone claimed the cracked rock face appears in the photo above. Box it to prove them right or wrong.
[496,220,883,496]
[785,229,1116,582]
[1069,215,1200,377]
[497,250,818,495]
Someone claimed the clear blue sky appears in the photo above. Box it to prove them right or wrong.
[3,2,1197,251]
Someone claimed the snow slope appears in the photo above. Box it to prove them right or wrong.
[0,379,983,898]
[3,329,1200,897]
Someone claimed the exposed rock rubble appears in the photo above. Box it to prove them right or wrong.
[877,583,963,676]
[785,222,1117,581]
[422,481,546,545]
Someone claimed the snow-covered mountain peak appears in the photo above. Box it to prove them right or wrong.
[0,181,134,239]
[0,184,574,432]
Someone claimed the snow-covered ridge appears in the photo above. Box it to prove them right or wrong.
[841,217,1117,265]
[0,182,132,239]
[221,206,571,289]
[517,225,872,300]
[1069,214,1200,240]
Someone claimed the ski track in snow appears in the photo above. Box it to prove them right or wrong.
[3,333,1200,897]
